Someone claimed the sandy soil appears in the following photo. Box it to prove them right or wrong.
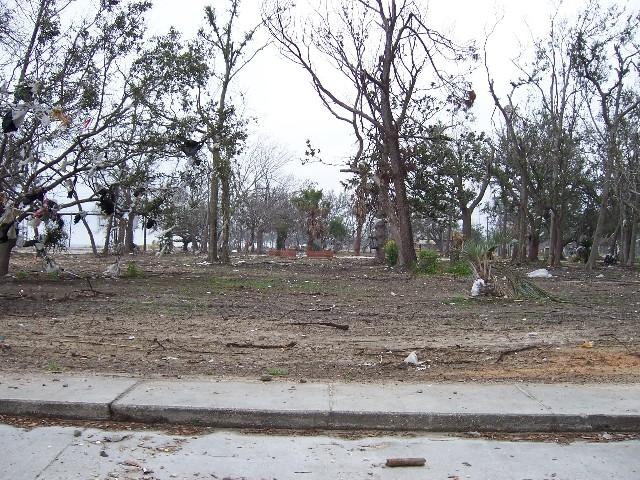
[1,251,638,383]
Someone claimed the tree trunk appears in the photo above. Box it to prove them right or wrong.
[387,140,416,266]
[354,220,363,255]
[517,173,528,263]
[256,229,264,254]
[528,231,540,261]
[249,226,255,253]
[626,220,637,267]
[587,180,610,271]
[461,207,472,240]
[374,218,387,264]
[220,173,231,263]
[0,238,16,276]
[208,172,218,262]
[124,214,135,253]
[102,216,113,255]
[549,209,559,267]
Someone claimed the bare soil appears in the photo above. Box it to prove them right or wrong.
[1,252,639,383]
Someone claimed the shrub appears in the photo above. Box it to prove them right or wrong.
[444,260,473,277]
[415,249,439,274]
[124,262,142,278]
[384,240,398,266]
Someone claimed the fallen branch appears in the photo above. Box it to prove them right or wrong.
[289,321,349,331]
[496,345,539,363]
[386,458,426,467]
[226,341,297,349]
[146,337,168,355]
[308,304,336,312]
[57,339,142,350]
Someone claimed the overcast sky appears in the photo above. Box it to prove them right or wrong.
[145,0,635,193]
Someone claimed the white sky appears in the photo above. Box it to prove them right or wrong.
[146,0,634,193]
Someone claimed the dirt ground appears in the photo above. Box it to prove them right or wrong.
[1,251,639,383]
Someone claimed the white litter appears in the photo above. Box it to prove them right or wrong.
[596,274,604,278]
[45,259,61,275]
[403,351,425,365]
[527,268,553,278]
[471,278,485,297]
[103,263,121,277]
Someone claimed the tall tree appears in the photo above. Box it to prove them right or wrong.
[572,3,640,270]
[265,0,474,266]
[199,0,267,263]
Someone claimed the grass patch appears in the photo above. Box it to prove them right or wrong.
[209,277,281,290]
[443,261,473,277]
[265,367,288,377]
[444,294,474,306]
[45,360,61,372]
[124,262,143,278]
[14,270,29,280]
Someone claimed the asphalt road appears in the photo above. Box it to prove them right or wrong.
[2,424,639,480]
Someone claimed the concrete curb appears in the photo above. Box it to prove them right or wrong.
[1,374,639,432]
[0,399,111,420]
[110,407,640,433]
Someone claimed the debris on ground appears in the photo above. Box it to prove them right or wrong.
[527,268,553,278]
[471,278,485,297]
[385,457,426,467]
[103,263,121,277]
[403,351,424,365]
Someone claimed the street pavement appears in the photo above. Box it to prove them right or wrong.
[1,423,638,480]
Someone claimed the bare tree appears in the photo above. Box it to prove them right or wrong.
[572,3,640,270]
[265,0,474,266]
[199,0,268,263]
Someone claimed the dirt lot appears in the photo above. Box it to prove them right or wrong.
[1,251,639,383]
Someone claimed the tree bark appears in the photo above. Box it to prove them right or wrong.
[0,238,16,276]
[587,179,610,271]
[626,220,637,267]
[387,140,416,266]
[208,171,218,262]
[517,170,528,263]
[102,216,113,255]
[220,173,231,263]
[528,231,540,261]
[124,214,135,253]
[461,207,472,240]
[354,220,363,255]
[256,228,264,254]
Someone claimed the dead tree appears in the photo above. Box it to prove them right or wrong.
[265,0,474,266]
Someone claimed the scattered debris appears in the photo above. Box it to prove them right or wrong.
[385,458,426,467]
[527,268,552,278]
[496,345,539,363]
[403,351,424,365]
[290,321,348,331]
[471,278,485,297]
[103,263,121,277]
[226,341,297,349]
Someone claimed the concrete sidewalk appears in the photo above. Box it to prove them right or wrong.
[0,373,638,432]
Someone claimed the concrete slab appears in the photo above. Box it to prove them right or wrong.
[328,382,640,432]
[518,383,640,432]
[112,379,331,428]
[0,374,138,420]
[9,425,639,480]
[0,424,76,480]
[521,383,640,414]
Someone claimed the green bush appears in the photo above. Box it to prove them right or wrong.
[415,249,439,274]
[384,240,398,266]
[124,262,142,278]
[444,260,473,277]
